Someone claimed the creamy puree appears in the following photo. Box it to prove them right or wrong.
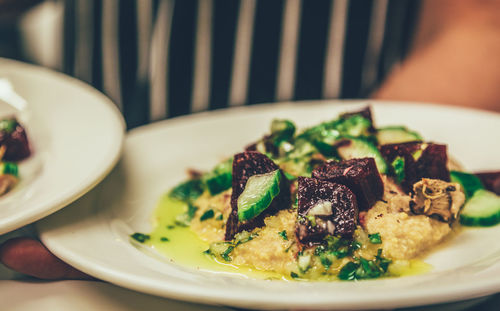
[187,176,435,280]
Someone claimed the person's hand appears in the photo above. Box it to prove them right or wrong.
[0,237,95,280]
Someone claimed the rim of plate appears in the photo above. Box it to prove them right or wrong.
[39,100,500,310]
[0,58,125,233]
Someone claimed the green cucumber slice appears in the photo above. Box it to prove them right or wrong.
[337,115,372,137]
[376,126,422,145]
[336,138,388,174]
[450,170,484,199]
[237,170,281,221]
[203,158,233,195]
[270,119,296,142]
[460,189,500,226]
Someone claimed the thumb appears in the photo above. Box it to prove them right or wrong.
[0,237,95,280]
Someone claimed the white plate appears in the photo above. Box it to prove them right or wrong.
[0,58,124,234]
[38,101,500,310]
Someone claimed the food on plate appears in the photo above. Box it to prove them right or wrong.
[132,106,500,281]
[0,117,31,196]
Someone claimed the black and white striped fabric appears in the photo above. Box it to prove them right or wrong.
[61,0,419,129]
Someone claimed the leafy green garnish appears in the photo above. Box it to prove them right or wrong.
[221,246,234,262]
[320,255,332,271]
[216,213,223,221]
[324,236,361,259]
[338,249,391,281]
[270,119,296,146]
[278,230,288,241]
[368,233,382,244]
[130,233,150,243]
[160,237,169,242]
[234,231,258,245]
[169,179,205,203]
[290,272,299,279]
[205,232,258,262]
[200,209,215,221]
[0,119,17,134]
[203,158,233,195]
[1,162,18,177]
[391,157,405,184]
[175,203,198,226]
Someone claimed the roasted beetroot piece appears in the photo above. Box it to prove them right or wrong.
[475,171,500,195]
[312,158,383,211]
[340,106,375,132]
[380,142,450,192]
[296,177,358,245]
[225,151,290,240]
[0,118,31,161]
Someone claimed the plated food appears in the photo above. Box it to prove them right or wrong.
[0,58,124,234]
[0,117,32,196]
[36,101,500,309]
[132,106,500,281]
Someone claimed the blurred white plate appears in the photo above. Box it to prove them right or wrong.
[0,58,124,234]
[38,101,500,310]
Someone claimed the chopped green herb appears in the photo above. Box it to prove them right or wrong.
[160,237,169,242]
[290,272,299,279]
[175,203,199,226]
[322,235,361,259]
[278,230,288,241]
[130,233,150,243]
[391,157,405,184]
[375,249,391,271]
[234,231,258,245]
[338,261,358,280]
[314,245,326,256]
[221,246,234,262]
[169,179,205,203]
[368,233,382,244]
[203,158,233,195]
[284,242,295,253]
[338,251,392,281]
[0,119,17,134]
[200,209,215,221]
[166,225,175,229]
[320,255,332,271]
[0,162,18,177]
[291,194,298,209]
[216,214,223,221]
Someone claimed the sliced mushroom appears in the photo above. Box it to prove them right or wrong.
[410,178,465,223]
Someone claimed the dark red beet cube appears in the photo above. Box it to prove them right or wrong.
[225,151,290,240]
[312,158,383,211]
[0,119,31,161]
[295,177,358,245]
[380,142,450,192]
[475,171,500,195]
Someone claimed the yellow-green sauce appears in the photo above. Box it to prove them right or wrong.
[139,194,431,281]
[144,195,288,280]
